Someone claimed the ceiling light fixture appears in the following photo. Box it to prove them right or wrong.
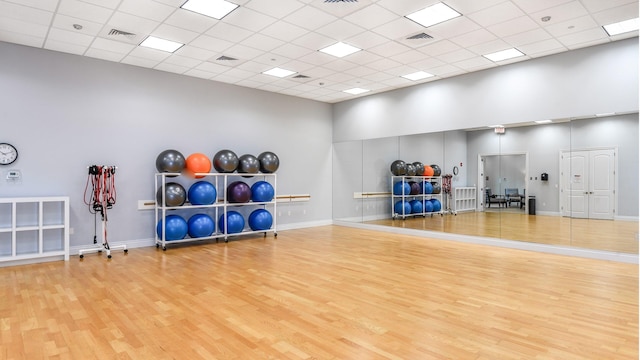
[405,2,461,28]
[319,42,361,58]
[595,112,616,117]
[487,124,504,128]
[603,18,639,36]
[534,119,553,124]
[181,0,239,20]
[262,67,297,78]
[139,36,184,53]
[402,71,435,81]
[343,88,370,95]
[483,48,525,62]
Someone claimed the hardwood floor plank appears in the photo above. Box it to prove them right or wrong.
[0,225,636,359]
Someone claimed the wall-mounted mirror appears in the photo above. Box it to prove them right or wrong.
[332,113,638,255]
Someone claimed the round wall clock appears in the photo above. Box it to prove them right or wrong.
[0,143,18,165]
[453,166,459,175]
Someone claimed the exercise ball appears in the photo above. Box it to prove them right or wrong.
[238,154,260,176]
[248,209,273,231]
[187,214,215,238]
[227,181,251,203]
[409,181,420,195]
[156,182,186,207]
[412,162,425,177]
[423,199,434,213]
[185,153,211,178]
[421,181,433,194]
[423,165,434,177]
[213,149,239,173]
[431,182,441,194]
[409,199,423,214]
[394,200,411,215]
[219,211,245,234]
[431,199,442,212]
[251,181,274,202]
[390,160,407,176]
[393,181,411,196]
[258,151,280,173]
[156,215,188,241]
[187,181,217,205]
[156,149,186,175]
[406,163,417,176]
[431,164,441,176]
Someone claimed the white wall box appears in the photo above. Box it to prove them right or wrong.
[391,176,443,219]
[453,187,477,213]
[0,197,70,265]
[155,173,277,250]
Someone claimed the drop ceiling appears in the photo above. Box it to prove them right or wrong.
[0,0,637,103]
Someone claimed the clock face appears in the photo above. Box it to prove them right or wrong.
[0,143,18,165]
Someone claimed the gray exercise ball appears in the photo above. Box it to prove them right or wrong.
[412,162,425,176]
[406,163,417,176]
[156,182,186,207]
[238,154,260,176]
[390,160,407,176]
[213,149,239,173]
[258,151,279,173]
[156,149,186,174]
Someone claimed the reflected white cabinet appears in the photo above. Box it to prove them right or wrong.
[453,187,477,213]
[0,197,70,265]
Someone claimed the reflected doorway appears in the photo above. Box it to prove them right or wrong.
[478,153,529,213]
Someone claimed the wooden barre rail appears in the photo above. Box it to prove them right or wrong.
[141,194,311,208]
[353,191,391,199]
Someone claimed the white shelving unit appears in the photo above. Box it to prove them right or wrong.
[0,197,70,265]
[391,176,443,219]
[453,187,477,213]
[155,172,277,250]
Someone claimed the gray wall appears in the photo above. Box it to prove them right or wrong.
[333,39,639,142]
[0,42,333,248]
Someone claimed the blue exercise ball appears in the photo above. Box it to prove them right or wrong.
[187,213,215,238]
[248,209,273,231]
[219,211,245,234]
[156,182,186,207]
[188,181,217,205]
[421,181,433,194]
[431,199,442,212]
[156,215,188,241]
[423,200,434,213]
[393,181,411,195]
[409,199,423,214]
[394,200,411,215]
[251,181,274,202]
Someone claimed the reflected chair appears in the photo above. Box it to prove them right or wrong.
[505,188,521,207]
[485,188,506,208]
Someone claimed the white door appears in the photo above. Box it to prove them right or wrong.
[477,156,485,210]
[561,149,615,219]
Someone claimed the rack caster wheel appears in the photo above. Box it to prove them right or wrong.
[156,244,159,248]
[107,254,112,259]
[124,249,129,254]
[162,247,167,251]
[79,254,84,259]
[274,233,278,238]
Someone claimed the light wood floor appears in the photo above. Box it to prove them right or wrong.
[367,212,639,254]
[0,225,637,359]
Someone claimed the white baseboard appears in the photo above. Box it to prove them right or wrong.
[614,215,639,221]
[535,211,562,216]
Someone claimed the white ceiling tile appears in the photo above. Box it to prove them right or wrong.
[162,54,201,68]
[282,59,316,73]
[428,63,465,76]
[240,33,285,52]
[224,43,265,60]
[427,16,482,39]
[437,48,476,63]
[375,0,435,16]
[388,49,429,64]
[543,15,599,37]
[467,39,512,55]
[194,61,230,74]
[346,50,384,65]
[1,2,53,25]
[251,53,292,66]
[219,67,255,80]
[291,31,335,51]
[557,27,609,47]
[466,2,525,27]
[579,0,638,13]
[122,55,161,68]
[345,30,389,49]
[511,0,573,14]
[321,59,360,72]
[453,56,494,71]
[175,44,216,61]
[443,0,506,15]
[206,22,253,43]
[184,68,215,79]
[5,0,59,12]
[128,46,172,61]
[52,14,103,36]
[296,51,335,66]
[58,0,114,24]
[487,16,540,38]
[282,6,337,31]
[271,43,314,59]
[408,56,445,70]
[590,2,639,26]
[118,0,175,22]
[371,17,423,41]
[0,16,49,38]
[343,4,398,29]
[154,62,190,74]
[565,37,610,50]
[531,1,589,25]
[78,0,121,9]
[85,47,126,61]
[189,34,234,52]
[106,12,160,38]
[47,27,94,46]
[315,19,365,41]
[418,39,462,57]
[517,38,565,55]
[164,8,217,33]
[260,21,307,43]
[244,0,304,19]
[44,39,88,55]
[503,28,553,46]
[0,29,44,47]
[224,7,278,32]
[152,24,200,44]
[91,37,136,54]
[365,57,403,72]
[308,0,375,17]
[450,28,498,48]
[367,41,411,57]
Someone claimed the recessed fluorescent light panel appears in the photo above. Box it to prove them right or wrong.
[343,88,370,95]
[262,67,296,78]
[487,124,504,128]
[402,71,435,81]
[181,0,239,20]
[319,42,361,58]
[534,119,553,124]
[139,36,184,53]
[483,48,525,62]
[405,2,461,28]
[603,18,639,36]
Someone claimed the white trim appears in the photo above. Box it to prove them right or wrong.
[536,211,562,217]
[614,215,639,221]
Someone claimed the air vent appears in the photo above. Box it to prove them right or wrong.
[293,74,310,79]
[107,28,136,39]
[407,32,434,40]
[216,55,238,61]
[324,0,358,2]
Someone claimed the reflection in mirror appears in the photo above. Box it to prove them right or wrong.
[333,113,638,255]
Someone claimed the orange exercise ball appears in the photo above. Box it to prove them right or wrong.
[186,153,211,178]
[423,165,434,177]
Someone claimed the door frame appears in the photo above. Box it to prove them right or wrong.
[477,152,529,212]
[558,146,618,219]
